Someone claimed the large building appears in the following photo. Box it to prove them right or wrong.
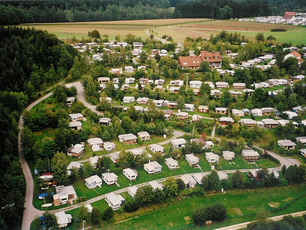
[178,51,222,69]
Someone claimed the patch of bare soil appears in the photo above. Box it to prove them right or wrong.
[269,202,280,208]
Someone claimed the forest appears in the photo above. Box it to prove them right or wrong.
[0,27,78,229]
[0,0,305,25]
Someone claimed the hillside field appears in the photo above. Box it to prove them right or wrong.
[20,19,306,45]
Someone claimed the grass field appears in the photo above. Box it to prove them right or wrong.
[65,184,306,230]
[20,19,306,45]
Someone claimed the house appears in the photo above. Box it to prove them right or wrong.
[137,131,151,141]
[149,181,163,191]
[283,111,298,119]
[127,186,138,199]
[105,193,125,210]
[285,51,303,66]
[205,141,214,149]
[170,80,184,87]
[193,173,204,185]
[69,121,82,130]
[251,108,263,117]
[184,104,195,112]
[229,90,242,98]
[85,175,102,189]
[163,110,174,119]
[149,144,164,153]
[99,117,111,126]
[123,168,138,181]
[248,169,259,178]
[176,112,189,120]
[242,150,260,162]
[215,107,227,115]
[284,11,296,19]
[167,101,178,109]
[261,107,275,116]
[242,109,251,115]
[171,138,187,149]
[144,161,162,174]
[109,152,119,163]
[216,82,229,89]
[154,99,165,108]
[130,148,144,156]
[262,119,279,128]
[180,174,197,188]
[198,105,209,113]
[189,80,202,88]
[104,142,116,151]
[217,171,229,180]
[102,172,118,185]
[97,77,110,84]
[292,106,306,114]
[205,152,220,163]
[232,109,245,117]
[87,137,103,151]
[165,157,179,170]
[222,151,235,160]
[66,97,75,106]
[67,144,85,158]
[121,84,129,90]
[123,96,135,103]
[178,51,222,69]
[133,42,143,49]
[134,106,144,113]
[219,117,234,127]
[53,185,77,206]
[125,66,135,73]
[69,113,84,121]
[239,119,257,128]
[211,89,221,97]
[233,83,246,89]
[136,97,150,105]
[185,153,199,167]
[169,86,180,93]
[190,138,206,149]
[301,149,306,158]
[243,89,254,96]
[113,78,119,84]
[192,114,200,122]
[67,162,83,175]
[54,211,72,228]
[89,156,101,168]
[277,140,296,150]
[296,136,306,145]
[118,133,137,145]
[278,119,290,127]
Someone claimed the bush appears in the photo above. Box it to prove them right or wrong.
[192,203,226,225]
[271,28,287,32]
[124,201,139,213]
[102,207,114,220]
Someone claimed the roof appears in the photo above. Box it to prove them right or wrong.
[85,175,102,184]
[199,51,223,63]
[54,211,72,227]
[118,133,137,141]
[262,119,279,125]
[67,162,82,170]
[87,137,103,145]
[105,192,125,206]
[127,186,138,195]
[277,140,296,147]
[102,172,118,181]
[149,144,164,152]
[69,121,82,127]
[171,138,187,145]
[242,150,260,157]
[149,181,163,190]
[185,153,199,163]
[123,168,137,177]
[137,131,150,137]
[165,157,178,166]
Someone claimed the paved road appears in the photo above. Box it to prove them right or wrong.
[19,93,53,230]
[215,210,306,230]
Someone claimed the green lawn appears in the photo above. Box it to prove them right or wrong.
[65,183,306,230]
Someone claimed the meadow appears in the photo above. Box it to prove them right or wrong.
[20,19,306,45]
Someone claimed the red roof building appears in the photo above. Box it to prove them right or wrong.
[178,51,222,69]
[284,11,296,19]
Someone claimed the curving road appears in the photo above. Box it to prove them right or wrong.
[19,93,53,230]
[19,81,302,229]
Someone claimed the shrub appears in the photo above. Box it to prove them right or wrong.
[124,201,139,213]
[102,207,114,220]
[271,28,287,32]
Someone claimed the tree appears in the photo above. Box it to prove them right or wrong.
[192,206,207,225]
[41,139,56,159]
[51,151,69,185]
[200,83,211,96]
[199,61,210,72]
[164,177,179,197]
[176,178,186,190]
[231,170,245,189]
[139,51,148,64]
[202,170,222,192]
[20,126,35,159]
[255,33,265,43]
[124,201,139,212]
[91,207,101,225]
[220,90,232,107]
[102,207,114,220]
[177,95,185,110]
[284,57,299,75]
[74,204,90,223]
[38,212,58,229]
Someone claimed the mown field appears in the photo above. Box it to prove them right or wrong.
[65,184,306,230]
[20,19,306,45]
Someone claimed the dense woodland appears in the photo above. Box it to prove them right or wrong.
[0,0,306,25]
[0,27,77,229]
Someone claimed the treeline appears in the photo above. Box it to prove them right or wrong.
[0,27,77,229]
[0,1,173,25]
[174,0,271,19]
